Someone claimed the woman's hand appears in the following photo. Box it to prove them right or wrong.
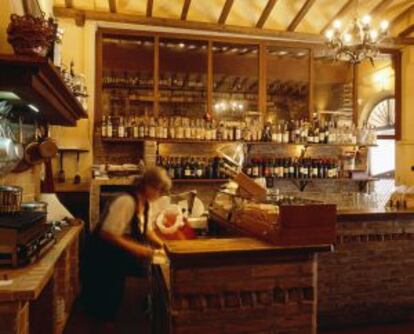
[152,248,168,265]
[146,229,165,249]
[100,230,154,258]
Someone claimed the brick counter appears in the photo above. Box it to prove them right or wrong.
[0,223,83,334]
[153,238,331,334]
[318,213,414,329]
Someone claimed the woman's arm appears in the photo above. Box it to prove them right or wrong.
[100,230,154,258]
[146,229,164,249]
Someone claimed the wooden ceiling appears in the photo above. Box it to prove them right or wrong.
[54,0,414,44]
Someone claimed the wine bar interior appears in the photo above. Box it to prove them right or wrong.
[1,0,414,333]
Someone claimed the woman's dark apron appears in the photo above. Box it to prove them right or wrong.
[81,194,150,321]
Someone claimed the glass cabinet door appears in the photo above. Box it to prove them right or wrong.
[159,38,208,118]
[212,42,259,122]
[266,46,310,123]
[102,35,155,128]
[313,56,354,123]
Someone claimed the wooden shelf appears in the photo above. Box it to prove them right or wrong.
[54,182,91,192]
[268,177,377,192]
[0,54,88,126]
[172,178,228,184]
[58,147,89,153]
[270,177,377,182]
[100,137,377,147]
[103,83,153,90]
[110,96,206,104]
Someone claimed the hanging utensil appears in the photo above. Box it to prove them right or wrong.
[41,124,55,193]
[74,151,81,184]
[57,151,65,183]
[14,121,37,172]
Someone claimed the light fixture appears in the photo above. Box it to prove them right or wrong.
[28,104,39,112]
[324,1,389,64]
[214,100,245,113]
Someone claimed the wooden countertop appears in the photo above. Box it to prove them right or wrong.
[0,223,83,301]
[164,237,332,268]
[337,207,414,221]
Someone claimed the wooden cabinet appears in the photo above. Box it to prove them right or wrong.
[159,38,208,118]
[212,42,259,122]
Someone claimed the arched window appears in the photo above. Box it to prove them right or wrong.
[367,97,395,178]
[367,97,395,137]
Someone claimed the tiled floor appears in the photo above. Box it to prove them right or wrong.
[65,278,414,334]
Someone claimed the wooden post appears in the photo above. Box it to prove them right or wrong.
[259,42,266,124]
[207,40,213,119]
[154,35,160,117]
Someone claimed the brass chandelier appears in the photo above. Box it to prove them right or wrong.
[324,0,390,64]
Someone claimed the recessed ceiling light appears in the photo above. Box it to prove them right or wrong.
[28,104,39,113]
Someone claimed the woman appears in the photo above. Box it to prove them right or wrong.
[81,167,172,326]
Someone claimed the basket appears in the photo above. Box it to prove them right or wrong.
[0,185,23,213]
[7,14,57,57]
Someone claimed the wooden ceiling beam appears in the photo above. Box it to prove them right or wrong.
[53,6,324,45]
[320,0,354,33]
[146,0,153,17]
[393,37,414,45]
[181,0,191,21]
[64,0,73,8]
[108,0,116,13]
[218,0,234,25]
[256,0,279,28]
[399,24,414,37]
[287,0,316,32]
[391,4,414,27]
[370,0,394,17]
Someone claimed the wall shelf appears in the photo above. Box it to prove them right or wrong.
[0,54,88,126]
[100,137,377,147]
[172,179,228,184]
[269,177,378,192]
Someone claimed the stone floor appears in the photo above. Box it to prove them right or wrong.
[64,278,414,334]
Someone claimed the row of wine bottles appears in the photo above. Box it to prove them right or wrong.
[101,115,377,145]
[244,158,340,179]
[156,156,227,180]
[103,71,205,89]
[156,155,344,181]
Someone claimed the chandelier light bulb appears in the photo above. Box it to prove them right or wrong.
[370,30,378,42]
[343,33,352,44]
[325,29,334,40]
[361,15,372,26]
[380,20,389,31]
[333,20,342,30]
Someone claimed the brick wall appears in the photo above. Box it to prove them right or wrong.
[93,128,143,165]
[318,219,414,329]
[168,255,318,334]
